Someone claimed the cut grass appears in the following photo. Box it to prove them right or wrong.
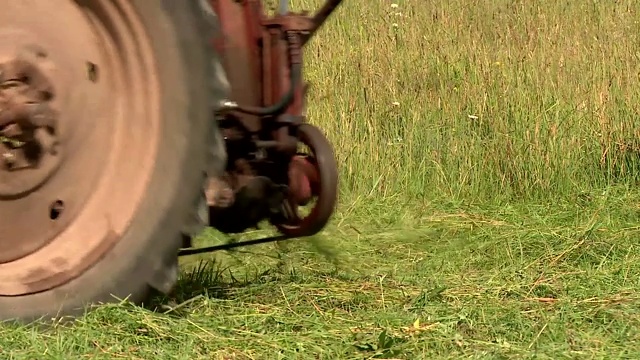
[3,0,640,358]
[3,195,640,359]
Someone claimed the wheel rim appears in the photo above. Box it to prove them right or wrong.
[277,125,338,237]
[0,1,160,295]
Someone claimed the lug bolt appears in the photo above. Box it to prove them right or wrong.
[2,152,15,169]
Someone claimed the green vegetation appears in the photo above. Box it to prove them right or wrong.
[3,0,640,358]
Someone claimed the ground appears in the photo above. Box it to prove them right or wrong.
[3,0,640,358]
[4,197,640,359]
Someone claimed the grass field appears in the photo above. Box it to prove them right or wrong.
[3,0,640,358]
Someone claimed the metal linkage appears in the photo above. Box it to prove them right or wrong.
[194,0,342,254]
[178,234,292,256]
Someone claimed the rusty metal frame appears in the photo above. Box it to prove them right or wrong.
[180,0,343,254]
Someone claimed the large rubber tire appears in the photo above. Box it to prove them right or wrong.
[0,0,227,323]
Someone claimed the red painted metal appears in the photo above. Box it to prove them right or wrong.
[203,0,343,237]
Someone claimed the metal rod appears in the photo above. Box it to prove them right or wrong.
[302,0,344,46]
[177,235,293,256]
[279,0,289,15]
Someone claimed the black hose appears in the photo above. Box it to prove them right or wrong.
[232,62,301,116]
[231,31,302,116]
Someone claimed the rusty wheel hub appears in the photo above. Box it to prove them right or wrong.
[0,2,160,295]
[275,124,338,237]
[0,57,61,197]
[288,155,319,206]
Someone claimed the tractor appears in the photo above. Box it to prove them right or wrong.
[0,0,342,322]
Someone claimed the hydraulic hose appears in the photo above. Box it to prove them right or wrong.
[227,32,302,116]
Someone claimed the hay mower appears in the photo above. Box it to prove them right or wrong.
[0,0,342,322]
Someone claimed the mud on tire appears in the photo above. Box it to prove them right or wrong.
[0,0,227,322]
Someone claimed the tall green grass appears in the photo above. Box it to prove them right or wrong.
[281,0,640,206]
[3,3,640,358]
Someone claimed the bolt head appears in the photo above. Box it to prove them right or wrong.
[2,152,15,169]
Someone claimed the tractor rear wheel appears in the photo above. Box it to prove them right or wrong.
[0,0,227,322]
